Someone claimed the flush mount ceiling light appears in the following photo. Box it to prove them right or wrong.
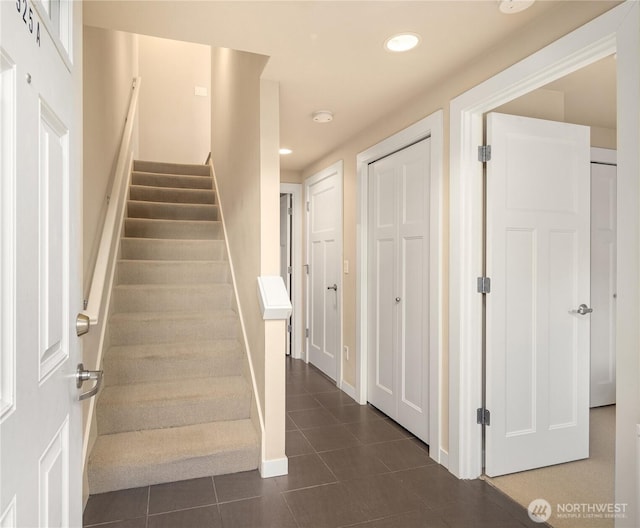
[279,148,293,155]
[499,0,535,14]
[312,110,333,123]
[384,33,421,52]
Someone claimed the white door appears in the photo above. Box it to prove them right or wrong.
[280,193,292,356]
[367,138,430,443]
[485,113,590,477]
[590,159,617,407]
[305,162,342,381]
[1,1,84,526]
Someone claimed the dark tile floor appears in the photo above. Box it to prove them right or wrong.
[84,358,545,528]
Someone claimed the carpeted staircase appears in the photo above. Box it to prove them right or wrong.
[87,160,259,494]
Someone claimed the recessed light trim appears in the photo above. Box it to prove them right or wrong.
[279,148,293,155]
[384,33,420,53]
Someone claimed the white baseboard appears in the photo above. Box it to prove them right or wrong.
[260,456,288,478]
[340,379,358,401]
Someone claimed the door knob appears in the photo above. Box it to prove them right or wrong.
[327,284,338,291]
[76,313,90,336]
[395,297,401,303]
[572,304,593,315]
[76,363,103,401]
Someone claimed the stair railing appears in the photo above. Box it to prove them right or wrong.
[81,77,141,476]
[84,77,141,324]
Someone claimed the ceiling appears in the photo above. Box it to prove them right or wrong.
[84,1,619,172]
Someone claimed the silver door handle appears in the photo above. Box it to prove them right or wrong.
[395,297,401,303]
[572,304,593,315]
[327,284,337,291]
[76,363,103,401]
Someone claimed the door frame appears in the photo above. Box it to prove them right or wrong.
[356,110,443,463]
[280,183,303,359]
[304,161,343,384]
[449,2,639,515]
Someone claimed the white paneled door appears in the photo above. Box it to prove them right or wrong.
[305,163,342,381]
[485,113,590,477]
[368,138,431,443]
[590,159,617,407]
[1,1,83,526]
[280,193,292,356]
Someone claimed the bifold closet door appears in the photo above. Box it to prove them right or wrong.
[368,138,431,443]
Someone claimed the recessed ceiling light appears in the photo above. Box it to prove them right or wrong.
[499,0,535,14]
[312,110,333,123]
[384,33,420,53]
[279,148,293,155]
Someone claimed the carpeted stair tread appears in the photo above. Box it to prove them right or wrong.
[124,218,222,240]
[130,185,215,205]
[108,310,240,345]
[120,238,226,261]
[133,160,211,177]
[127,200,219,221]
[97,376,251,434]
[88,419,259,493]
[116,260,229,284]
[89,158,259,494]
[112,283,233,312]
[104,340,244,385]
[132,171,213,189]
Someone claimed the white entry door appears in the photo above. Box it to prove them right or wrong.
[1,1,84,526]
[305,162,342,381]
[485,113,590,477]
[367,138,431,443]
[590,158,617,407]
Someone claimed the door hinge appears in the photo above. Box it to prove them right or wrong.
[287,266,292,274]
[305,328,309,338]
[287,324,292,333]
[478,145,492,163]
[477,407,491,426]
[477,276,491,294]
[304,264,309,274]
[306,201,310,212]
[288,207,293,216]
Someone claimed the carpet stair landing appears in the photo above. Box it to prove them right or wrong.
[88,160,259,494]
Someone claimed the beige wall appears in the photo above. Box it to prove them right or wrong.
[83,26,139,294]
[280,169,302,184]
[211,48,286,470]
[301,0,617,454]
[495,88,617,149]
[138,36,211,164]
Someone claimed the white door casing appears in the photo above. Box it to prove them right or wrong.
[356,110,443,463]
[305,162,342,382]
[1,0,83,526]
[368,138,431,443]
[281,183,303,360]
[590,148,617,408]
[280,193,292,356]
[484,113,591,476]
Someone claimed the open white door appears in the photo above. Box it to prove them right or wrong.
[305,162,342,381]
[485,113,590,477]
[1,1,84,525]
[280,194,292,356]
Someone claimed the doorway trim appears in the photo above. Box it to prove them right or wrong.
[356,110,444,464]
[280,184,303,359]
[449,2,639,516]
